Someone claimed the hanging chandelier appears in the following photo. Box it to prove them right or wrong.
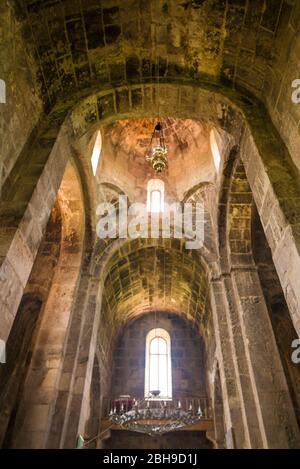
[108,391,203,436]
[145,122,168,174]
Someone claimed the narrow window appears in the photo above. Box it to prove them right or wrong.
[145,328,172,399]
[150,190,161,213]
[91,130,102,176]
[210,128,221,171]
[147,179,164,213]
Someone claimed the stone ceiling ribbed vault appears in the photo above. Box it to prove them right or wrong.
[20,0,283,107]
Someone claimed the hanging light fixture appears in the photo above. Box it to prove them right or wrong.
[145,121,168,174]
[108,391,203,436]
[145,22,168,175]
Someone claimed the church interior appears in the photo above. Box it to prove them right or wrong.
[1,0,300,449]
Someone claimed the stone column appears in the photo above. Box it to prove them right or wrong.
[222,273,266,448]
[210,278,248,448]
[10,162,85,448]
[45,274,100,449]
[231,267,300,448]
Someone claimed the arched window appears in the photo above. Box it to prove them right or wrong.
[145,328,172,399]
[210,128,221,171]
[91,130,102,176]
[147,179,164,213]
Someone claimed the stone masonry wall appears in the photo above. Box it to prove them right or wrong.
[0,1,43,191]
[15,0,300,175]
[112,312,207,399]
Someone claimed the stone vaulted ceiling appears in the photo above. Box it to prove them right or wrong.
[93,116,220,332]
[100,239,209,333]
[19,0,284,107]
[11,0,295,332]
[99,117,215,202]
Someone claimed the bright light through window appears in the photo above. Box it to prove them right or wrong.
[210,128,221,171]
[91,130,102,176]
[145,328,172,399]
[151,190,161,213]
[147,179,164,213]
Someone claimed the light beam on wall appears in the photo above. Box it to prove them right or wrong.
[91,130,102,176]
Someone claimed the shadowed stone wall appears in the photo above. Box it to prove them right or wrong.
[0,1,43,189]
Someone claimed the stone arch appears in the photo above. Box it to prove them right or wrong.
[97,238,210,334]
[8,160,85,448]
[182,181,215,203]
[69,84,245,141]
[0,200,63,447]
[3,80,300,448]
[97,181,131,213]
[58,235,213,448]
[70,84,300,326]
[50,82,300,448]
[182,181,219,267]
[2,81,300,341]
[3,1,300,449]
